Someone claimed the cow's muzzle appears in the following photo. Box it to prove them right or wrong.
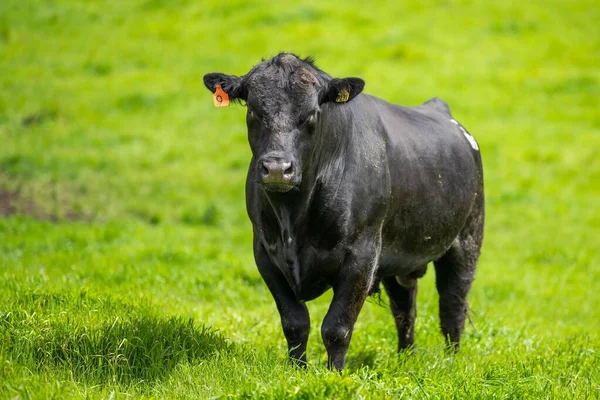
[259,155,298,192]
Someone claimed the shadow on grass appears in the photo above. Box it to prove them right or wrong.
[1,304,232,385]
[345,349,379,371]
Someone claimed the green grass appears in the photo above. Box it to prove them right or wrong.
[1,0,599,398]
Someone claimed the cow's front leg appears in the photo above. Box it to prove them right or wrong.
[321,241,379,371]
[254,241,310,366]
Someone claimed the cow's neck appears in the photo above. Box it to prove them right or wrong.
[259,182,318,292]
[261,178,317,238]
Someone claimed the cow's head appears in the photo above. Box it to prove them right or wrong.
[204,53,364,193]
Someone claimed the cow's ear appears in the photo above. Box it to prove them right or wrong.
[321,77,365,104]
[203,73,245,101]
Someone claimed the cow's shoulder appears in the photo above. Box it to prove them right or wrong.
[421,97,452,116]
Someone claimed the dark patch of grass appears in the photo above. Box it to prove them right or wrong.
[229,159,246,171]
[238,270,264,288]
[0,183,91,222]
[489,20,538,35]
[21,110,58,127]
[83,62,112,76]
[0,186,62,221]
[0,291,232,385]
[0,28,12,44]
[345,349,379,371]
[181,204,221,226]
[156,249,192,264]
[140,0,191,11]
[129,208,163,225]
[0,187,21,217]
[546,76,599,95]
[0,155,37,178]
[116,94,162,112]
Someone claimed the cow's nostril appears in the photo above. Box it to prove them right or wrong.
[261,163,270,176]
[284,164,294,176]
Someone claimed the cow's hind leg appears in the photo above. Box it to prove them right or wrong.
[434,198,484,350]
[382,277,417,351]
[382,265,426,352]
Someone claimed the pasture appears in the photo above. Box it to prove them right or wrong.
[1,0,599,398]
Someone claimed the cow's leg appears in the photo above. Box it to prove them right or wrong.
[434,196,484,350]
[382,276,418,351]
[255,241,310,366]
[321,238,380,371]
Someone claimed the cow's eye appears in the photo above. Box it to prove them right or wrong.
[247,107,255,119]
[303,109,319,129]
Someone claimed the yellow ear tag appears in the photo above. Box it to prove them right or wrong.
[213,84,230,107]
[335,88,350,103]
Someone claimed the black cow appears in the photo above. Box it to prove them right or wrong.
[204,53,484,371]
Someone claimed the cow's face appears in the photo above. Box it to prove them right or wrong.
[204,54,364,193]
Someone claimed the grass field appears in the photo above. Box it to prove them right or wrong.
[1,0,599,398]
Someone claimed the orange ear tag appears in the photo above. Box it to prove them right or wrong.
[213,84,230,107]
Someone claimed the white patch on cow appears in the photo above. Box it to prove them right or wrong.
[450,119,479,151]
